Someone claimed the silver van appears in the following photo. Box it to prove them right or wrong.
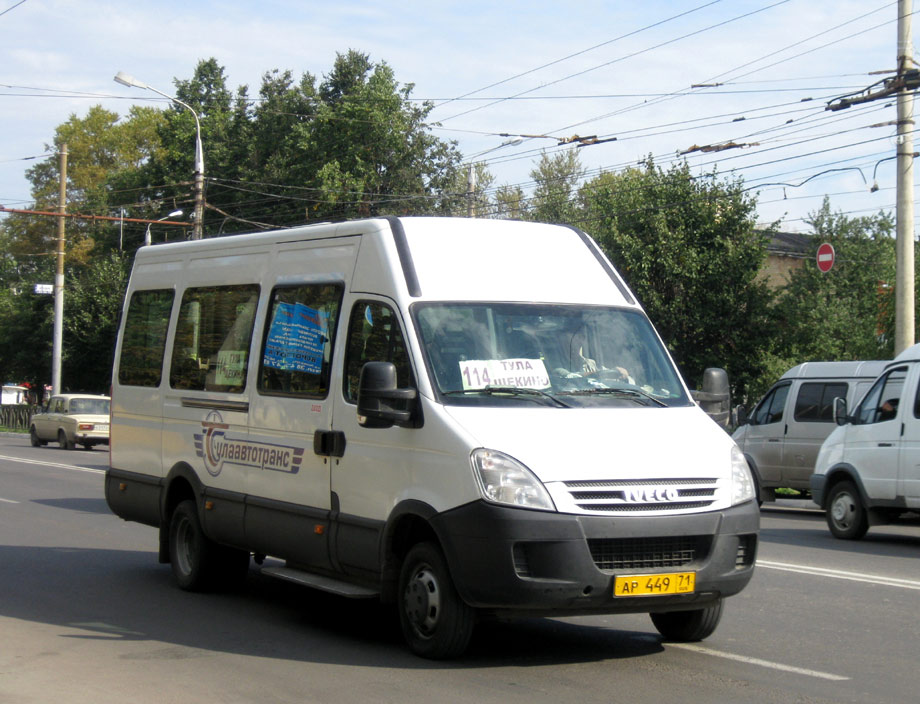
[732,361,886,501]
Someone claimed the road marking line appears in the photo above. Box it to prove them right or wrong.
[0,496,19,503]
[0,453,105,475]
[668,643,849,681]
[758,560,920,591]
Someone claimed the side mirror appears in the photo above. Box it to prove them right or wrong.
[833,396,849,426]
[357,361,418,429]
[733,404,748,427]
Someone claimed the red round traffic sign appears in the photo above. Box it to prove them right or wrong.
[816,242,835,273]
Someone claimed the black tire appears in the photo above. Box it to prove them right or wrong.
[826,480,869,540]
[168,500,249,591]
[398,542,475,659]
[168,500,220,591]
[57,429,74,450]
[29,426,44,447]
[651,599,724,641]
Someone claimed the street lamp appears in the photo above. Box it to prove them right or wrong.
[114,71,205,239]
[144,209,184,246]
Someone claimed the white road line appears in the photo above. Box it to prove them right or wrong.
[668,642,849,681]
[0,496,19,503]
[0,453,105,475]
[758,560,920,591]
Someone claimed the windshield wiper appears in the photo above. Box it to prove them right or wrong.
[561,387,667,407]
[446,386,571,408]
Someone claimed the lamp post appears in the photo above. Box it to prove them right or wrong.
[114,71,205,239]
[144,209,184,246]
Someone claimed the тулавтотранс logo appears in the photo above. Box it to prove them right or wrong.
[194,410,304,477]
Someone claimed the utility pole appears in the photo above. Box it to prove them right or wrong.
[52,144,67,396]
[467,163,476,218]
[895,0,916,354]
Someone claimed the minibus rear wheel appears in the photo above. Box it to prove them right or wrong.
[650,599,723,641]
[398,542,474,659]
[169,500,220,591]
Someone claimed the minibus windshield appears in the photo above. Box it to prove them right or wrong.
[413,303,690,408]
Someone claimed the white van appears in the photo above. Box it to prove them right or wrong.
[732,360,886,501]
[811,344,920,539]
[105,216,758,658]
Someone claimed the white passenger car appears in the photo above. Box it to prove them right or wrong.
[29,394,110,450]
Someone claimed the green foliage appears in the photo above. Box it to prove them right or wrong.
[771,198,896,368]
[577,159,775,399]
[62,251,130,392]
[528,150,585,224]
[116,52,463,231]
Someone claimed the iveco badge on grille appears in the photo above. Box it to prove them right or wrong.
[625,487,680,503]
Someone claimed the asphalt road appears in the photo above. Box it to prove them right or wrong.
[1,434,918,704]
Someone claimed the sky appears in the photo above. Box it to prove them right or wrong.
[0,0,914,235]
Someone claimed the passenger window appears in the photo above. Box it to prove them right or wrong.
[751,383,790,425]
[343,302,412,404]
[854,368,906,424]
[258,283,343,398]
[793,382,848,422]
[118,289,175,387]
[169,285,259,393]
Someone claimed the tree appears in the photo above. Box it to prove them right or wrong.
[772,199,896,367]
[305,50,461,220]
[115,53,464,232]
[529,149,585,224]
[62,251,131,392]
[578,159,775,399]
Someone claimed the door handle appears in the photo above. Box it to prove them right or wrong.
[314,430,346,458]
[877,442,894,447]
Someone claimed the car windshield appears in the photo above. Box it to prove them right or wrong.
[68,398,110,415]
[413,303,690,408]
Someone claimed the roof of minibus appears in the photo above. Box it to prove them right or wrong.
[131,216,638,307]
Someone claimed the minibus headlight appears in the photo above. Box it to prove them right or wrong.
[731,445,755,505]
[471,449,555,511]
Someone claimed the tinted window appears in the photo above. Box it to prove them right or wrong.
[854,368,906,425]
[794,382,848,422]
[343,302,412,404]
[752,383,790,425]
[118,289,175,387]
[258,283,343,398]
[169,285,259,393]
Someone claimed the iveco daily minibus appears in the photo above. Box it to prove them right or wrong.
[105,216,759,658]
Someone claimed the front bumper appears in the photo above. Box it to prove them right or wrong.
[432,500,759,615]
[809,474,827,507]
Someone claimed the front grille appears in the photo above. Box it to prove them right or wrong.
[562,478,719,514]
[588,535,709,571]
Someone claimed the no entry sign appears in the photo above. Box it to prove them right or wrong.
[816,242,835,273]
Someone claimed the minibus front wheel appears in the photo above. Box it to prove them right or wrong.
[398,542,475,659]
[651,598,724,641]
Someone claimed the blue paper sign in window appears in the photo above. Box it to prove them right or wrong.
[263,302,328,375]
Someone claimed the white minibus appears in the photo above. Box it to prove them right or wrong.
[105,216,759,658]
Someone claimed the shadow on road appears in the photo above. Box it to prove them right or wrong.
[759,508,920,554]
[0,543,664,668]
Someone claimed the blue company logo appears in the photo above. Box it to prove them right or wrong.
[193,410,304,477]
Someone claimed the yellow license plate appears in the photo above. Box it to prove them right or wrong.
[614,572,695,597]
